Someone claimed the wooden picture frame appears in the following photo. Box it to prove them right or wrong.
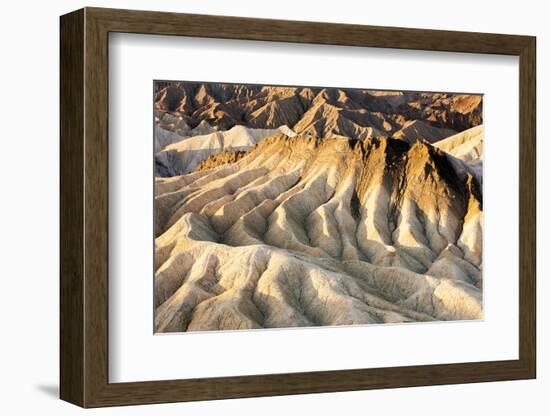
[60,7,536,408]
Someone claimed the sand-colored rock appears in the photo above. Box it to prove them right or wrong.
[155,125,295,176]
[392,119,457,144]
[195,150,247,172]
[434,125,483,162]
[154,133,483,332]
[434,125,484,184]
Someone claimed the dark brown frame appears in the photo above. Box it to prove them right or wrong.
[60,7,536,408]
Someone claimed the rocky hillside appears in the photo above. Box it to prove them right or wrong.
[154,133,483,332]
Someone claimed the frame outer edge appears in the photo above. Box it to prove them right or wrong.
[85,6,532,55]
[62,7,537,407]
[59,8,86,407]
[519,36,537,378]
[82,6,111,408]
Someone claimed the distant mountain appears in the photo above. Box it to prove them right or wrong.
[434,125,483,183]
[154,82,482,142]
[155,125,295,176]
[397,93,483,132]
[154,116,220,153]
[392,119,457,144]
[434,125,483,162]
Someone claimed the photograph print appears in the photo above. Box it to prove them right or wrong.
[153,81,483,333]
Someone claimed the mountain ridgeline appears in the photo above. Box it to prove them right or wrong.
[154,82,482,135]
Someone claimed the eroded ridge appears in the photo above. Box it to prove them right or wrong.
[154,133,483,332]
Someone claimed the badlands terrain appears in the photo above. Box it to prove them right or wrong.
[153,82,483,333]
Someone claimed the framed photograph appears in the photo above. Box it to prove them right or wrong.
[60,7,536,407]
